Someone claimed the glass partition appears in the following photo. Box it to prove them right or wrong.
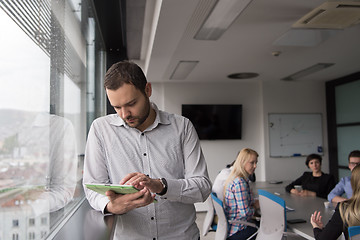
[337,126,360,166]
[333,78,360,179]
[0,0,105,239]
[335,80,360,124]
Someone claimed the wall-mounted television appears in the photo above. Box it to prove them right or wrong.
[182,104,242,140]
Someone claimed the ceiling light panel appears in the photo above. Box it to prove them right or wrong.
[282,63,334,81]
[194,0,253,40]
[170,61,199,80]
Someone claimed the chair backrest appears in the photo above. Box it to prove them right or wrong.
[349,226,360,240]
[256,189,286,240]
[202,195,215,236]
[211,192,229,240]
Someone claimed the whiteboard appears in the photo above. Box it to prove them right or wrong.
[268,113,323,157]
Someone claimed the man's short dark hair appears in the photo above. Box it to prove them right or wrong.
[305,153,322,167]
[104,61,147,95]
[348,150,360,161]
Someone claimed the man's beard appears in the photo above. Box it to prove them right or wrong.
[125,100,150,128]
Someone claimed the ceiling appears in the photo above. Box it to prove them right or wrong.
[95,0,360,83]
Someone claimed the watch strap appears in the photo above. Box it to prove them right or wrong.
[157,178,168,195]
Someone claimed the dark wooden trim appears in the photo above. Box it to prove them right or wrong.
[337,122,360,127]
[326,77,338,180]
[326,72,360,87]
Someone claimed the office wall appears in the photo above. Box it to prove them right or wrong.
[262,80,329,180]
[150,80,328,183]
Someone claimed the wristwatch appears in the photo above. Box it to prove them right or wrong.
[157,178,168,195]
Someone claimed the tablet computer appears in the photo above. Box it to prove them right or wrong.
[85,184,139,196]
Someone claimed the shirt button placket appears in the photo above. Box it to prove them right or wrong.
[140,132,157,238]
[140,132,150,174]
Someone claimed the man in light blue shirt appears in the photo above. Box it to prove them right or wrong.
[328,150,360,203]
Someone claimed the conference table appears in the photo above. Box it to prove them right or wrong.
[52,181,338,240]
[250,181,338,240]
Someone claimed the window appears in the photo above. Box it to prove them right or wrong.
[41,217,47,226]
[29,218,35,226]
[0,0,105,239]
[12,220,19,228]
[28,232,35,240]
[12,233,19,240]
[41,231,47,238]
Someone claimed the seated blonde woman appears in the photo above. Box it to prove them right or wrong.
[223,148,259,240]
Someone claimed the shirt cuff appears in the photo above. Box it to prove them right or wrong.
[161,178,182,200]
[98,197,111,215]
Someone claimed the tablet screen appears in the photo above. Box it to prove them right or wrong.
[85,184,139,195]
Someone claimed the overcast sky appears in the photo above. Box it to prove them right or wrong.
[0,9,80,114]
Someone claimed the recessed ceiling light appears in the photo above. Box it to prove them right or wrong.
[194,0,254,40]
[227,72,259,79]
[170,61,199,80]
[282,63,334,81]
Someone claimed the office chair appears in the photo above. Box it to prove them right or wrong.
[256,189,298,240]
[211,192,258,240]
[349,226,360,240]
[202,195,215,236]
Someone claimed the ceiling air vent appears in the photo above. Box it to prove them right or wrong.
[292,2,360,29]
